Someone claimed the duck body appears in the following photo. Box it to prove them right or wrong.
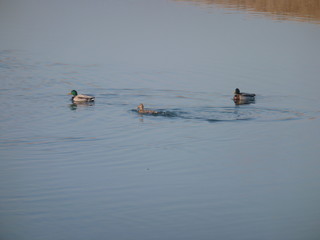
[233,88,255,101]
[72,94,95,102]
[137,104,158,114]
[68,90,95,102]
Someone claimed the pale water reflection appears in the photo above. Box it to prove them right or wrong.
[1,1,320,240]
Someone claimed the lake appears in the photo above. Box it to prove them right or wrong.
[1,0,320,239]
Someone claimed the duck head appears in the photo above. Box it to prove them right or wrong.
[68,90,78,96]
[137,104,144,111]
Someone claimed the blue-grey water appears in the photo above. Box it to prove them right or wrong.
[1,0,320,239]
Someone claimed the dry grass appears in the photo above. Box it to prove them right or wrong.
[174,0,320,23]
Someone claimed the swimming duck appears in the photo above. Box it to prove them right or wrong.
[68,90,95,102]
[233,88,255,101]
[137,104,158,114]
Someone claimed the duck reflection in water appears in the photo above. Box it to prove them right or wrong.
[234,98,256,105]
[69,102,95,111]
[233,88,256,105]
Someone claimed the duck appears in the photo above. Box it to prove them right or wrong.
[233,88,255,101]
[68,90,95,102]
[137,104,158,114]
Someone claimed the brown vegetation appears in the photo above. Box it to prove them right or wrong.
[174,0,320,23]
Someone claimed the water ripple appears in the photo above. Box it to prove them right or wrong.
[130,103,308,123]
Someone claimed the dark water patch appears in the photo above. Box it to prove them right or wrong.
[255,107,305,122]
[176,107,255,122]
[206,118,253,122]
[151,111,180,118]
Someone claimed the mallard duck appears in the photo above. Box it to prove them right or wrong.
[137,104,158,114]
[233,88,255,101]
[68,90,95,102]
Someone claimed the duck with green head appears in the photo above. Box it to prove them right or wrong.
[68,90,95,102]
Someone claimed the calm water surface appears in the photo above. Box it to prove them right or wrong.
[1,0,320,239]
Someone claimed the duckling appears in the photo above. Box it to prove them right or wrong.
[233,88,255,101]
[137,104,158,114]
[68,90,95,102]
